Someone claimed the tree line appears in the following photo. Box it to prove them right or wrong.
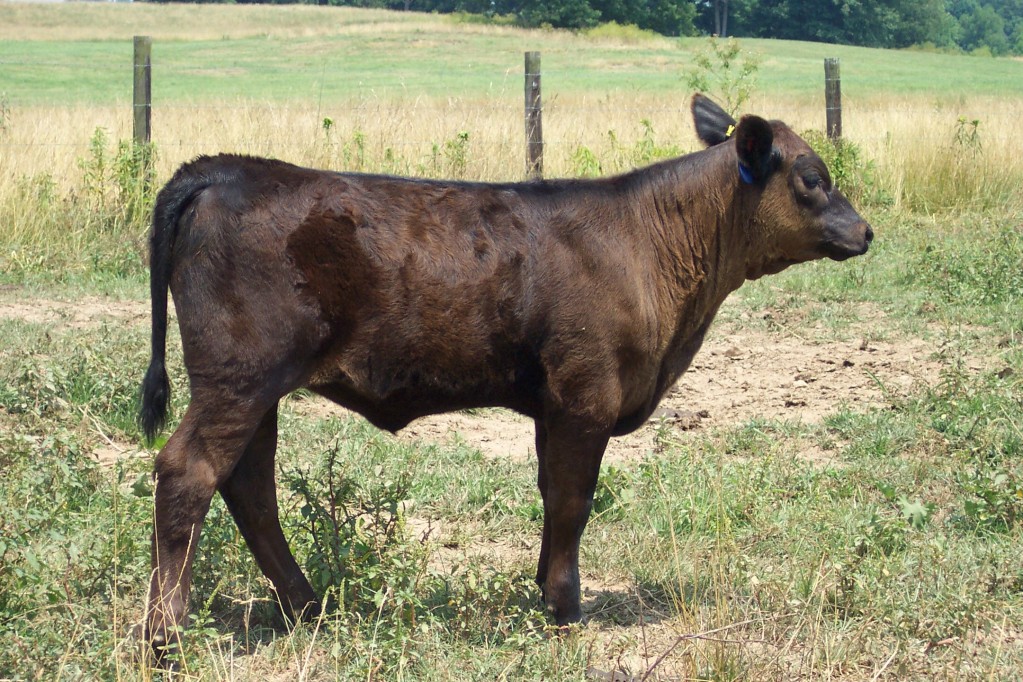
[702,0,1023,55]
[161,0,1023,55]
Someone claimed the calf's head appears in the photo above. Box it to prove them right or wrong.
[691,94,873,278]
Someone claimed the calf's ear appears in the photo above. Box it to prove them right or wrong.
[733,115,777,184]
[691,94,737,147]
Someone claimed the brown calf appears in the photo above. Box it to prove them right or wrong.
[140,94,871,660]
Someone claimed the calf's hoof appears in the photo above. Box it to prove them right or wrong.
[280,594,324,626]
[545,598,584,628]
[144,632,182,672]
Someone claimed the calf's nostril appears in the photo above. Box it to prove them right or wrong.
[864,224,874,243]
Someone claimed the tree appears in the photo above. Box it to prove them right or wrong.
[892,0,959,48]
[712,0,728,36]
[587,0,696,35]
[696,0,756,37]
[742,0,961,49]
[959,3,1010,53]
[517,0,600,28]
[970,0,1023,52]
[642,0,697,36]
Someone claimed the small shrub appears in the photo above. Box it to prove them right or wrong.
[342,128,367,171]
[583,21,661,44]
[280,423,428,616]
[598,120,685,174]
[957,467,1021,532]
[683,36,759,117]
[802,129,892,208]
[443,131,471,178]
[952,116,982,155]
[569,144,602,177]
[629,119,683,164]
[591,465,636,521]
[443,568,545,645]
[427,131,473,178]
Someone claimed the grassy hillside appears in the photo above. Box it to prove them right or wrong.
[1,3,1022,106]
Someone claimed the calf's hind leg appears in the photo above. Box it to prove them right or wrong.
[218,403,320,622]
[145,399,266,662]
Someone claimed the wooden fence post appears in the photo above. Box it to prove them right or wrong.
[524,51,543,179]
[133,36,152,146]
[824,57,841,140]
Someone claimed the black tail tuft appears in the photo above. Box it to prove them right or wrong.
[140,359,170,446]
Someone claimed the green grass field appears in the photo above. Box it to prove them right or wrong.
[1,4,1023,680]
[1,3,1022,105]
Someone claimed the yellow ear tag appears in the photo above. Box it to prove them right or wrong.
[725,124,735,138]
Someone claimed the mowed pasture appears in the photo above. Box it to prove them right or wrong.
[1,4,1023,680]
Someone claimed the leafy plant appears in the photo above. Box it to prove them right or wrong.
[569,144,602,177]
[443,131,471,178]
[958,467,1021,532]
[591,465,636,521]
[282,432,417,603]
[802,129,892,208]
[0,325,149,437]
[898,497,936,529]
[952,116,982,156]
[629,119,683,165]
[0,426,151,678]
[876,481,936,530]
[917,217,1023,306]
[683,36,759,116]
[342,128,368,171]
[443,567,545,645]
[593,120,685,175]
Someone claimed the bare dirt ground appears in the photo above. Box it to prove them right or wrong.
[0,294,149,329]
[2,292,955,471]
[397,326,945,465]
[0,292,948,469]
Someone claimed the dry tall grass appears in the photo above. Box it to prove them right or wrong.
[2,91,1021,278]
[8,92,1020,188]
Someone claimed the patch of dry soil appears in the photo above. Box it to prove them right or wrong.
[398,327,947,465]
[1,292,947,466]
[0,294,150,329]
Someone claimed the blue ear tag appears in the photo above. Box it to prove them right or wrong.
[737,162,756,185]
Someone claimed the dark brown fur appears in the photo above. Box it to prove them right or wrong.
[140,95,871,661]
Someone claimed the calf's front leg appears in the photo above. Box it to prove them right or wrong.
[534,418,609,625]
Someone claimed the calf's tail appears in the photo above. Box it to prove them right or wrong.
[140,162,213,445]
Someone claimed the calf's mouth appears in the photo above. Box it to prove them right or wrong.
[822,221,873,261]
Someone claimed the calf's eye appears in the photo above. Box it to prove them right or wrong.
[802,173,822,190]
